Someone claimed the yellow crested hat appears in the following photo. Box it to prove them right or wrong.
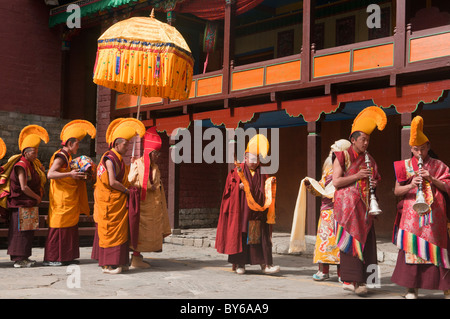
[106,118,146,147]
[18,125,49,151]
[0,138,6,160]
[409,116,429,146]
[245,134,269,158]
[351,106,387,136]
[60,119,96,144]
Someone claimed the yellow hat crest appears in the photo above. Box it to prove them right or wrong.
[0,138,6,160]
[60,120,96,144]
[106,118,146,147]
[18,125,49,151]
[351,106,387,136]
[409,116,429,146]
[245,134,270,158]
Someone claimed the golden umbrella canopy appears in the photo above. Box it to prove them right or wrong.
[93,9,194,101]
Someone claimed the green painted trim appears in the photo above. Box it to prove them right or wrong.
[409,29,450,41]
[194,78,198,98]
[408,37,412,64]
[313,49,351,59]
[49,0,143,27]
[265,58,301,68]
[352,41,394,51]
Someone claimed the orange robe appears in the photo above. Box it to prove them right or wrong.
[94,149,130,248]
[48,149,90,228]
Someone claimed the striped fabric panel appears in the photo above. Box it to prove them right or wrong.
[395,228,449,268]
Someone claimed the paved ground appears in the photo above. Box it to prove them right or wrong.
[0,230,446,302]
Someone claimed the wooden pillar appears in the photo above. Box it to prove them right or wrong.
[168,135,180,230]
[223,0,235,96]
[60,37,70,119]
[95,20,118,159]
[306,121,321,235]
[394,0,407,71]
[401,112,412,160]
[301,0,314,83]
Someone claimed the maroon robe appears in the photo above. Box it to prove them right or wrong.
[128,186,140,250]
[215,163,273,266]
[91,223,100,261]
[7,157,42,261]
[44,225,79,262]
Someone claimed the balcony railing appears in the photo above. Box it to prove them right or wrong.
[113,24,450,117]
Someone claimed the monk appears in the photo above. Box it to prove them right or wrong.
[44,120,96,266]
[332,106,386,296]
[310,140,351,281]
[391,116,450,299]
[216,134,279,275]
[93,118,145,274]
[6,125,48,268]
[128,127,171,269]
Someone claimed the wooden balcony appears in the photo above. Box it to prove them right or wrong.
[113,22,450,124]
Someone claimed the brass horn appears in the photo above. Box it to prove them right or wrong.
[413,156,430,215]
[365,151,382,216]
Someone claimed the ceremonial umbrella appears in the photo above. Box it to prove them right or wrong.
[93,8,194,106]
[93,8,194,154]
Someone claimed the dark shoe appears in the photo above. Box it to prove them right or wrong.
[13,259,36,268]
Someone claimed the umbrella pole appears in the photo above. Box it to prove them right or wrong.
[131,83,144,158]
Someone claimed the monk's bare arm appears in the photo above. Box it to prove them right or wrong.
[105,159,129,194]
[47,157,85,180]
[393,180,416,197]
[425,172,448,193]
